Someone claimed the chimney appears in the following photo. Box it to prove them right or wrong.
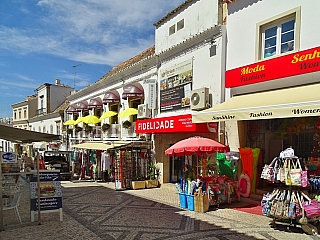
[55,78,61,85]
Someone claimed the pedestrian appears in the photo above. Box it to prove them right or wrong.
[23,152,34,172]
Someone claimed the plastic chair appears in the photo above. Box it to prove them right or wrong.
[3,191,22,223]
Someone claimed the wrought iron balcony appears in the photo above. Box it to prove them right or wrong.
[36,108,47,115]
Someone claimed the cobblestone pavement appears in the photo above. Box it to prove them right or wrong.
[1,181,319,240]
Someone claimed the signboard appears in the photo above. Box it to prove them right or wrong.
[135,114,218,134]
[193,102,320,123]
[144,79,157,110]
[160,59,193,112]
[30,171,62,211]
[0,152,17,163]
[226,46,320,88]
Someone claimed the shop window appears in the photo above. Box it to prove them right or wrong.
[177,19,184,31]
[109,104,119,124]
[296,132,313,160]
[169,25,175,35]
[256,7,300,60]
[82,110,89,117]
[129,99,142,122]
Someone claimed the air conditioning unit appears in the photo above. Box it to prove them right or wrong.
[190,87,209,110]
[137,104,151,119]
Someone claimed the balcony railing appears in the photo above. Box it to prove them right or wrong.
[36,108,47,115]
[121,122,137,139]
[102,124,120,139]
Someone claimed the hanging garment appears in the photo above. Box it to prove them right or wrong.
[101,152,111,171]
[239,148,253,190]
[251,148,260,194]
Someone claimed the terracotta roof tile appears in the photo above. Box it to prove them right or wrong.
[97,45,155,83]
[53,99,69,113]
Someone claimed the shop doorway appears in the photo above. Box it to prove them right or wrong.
[169,156,183,183]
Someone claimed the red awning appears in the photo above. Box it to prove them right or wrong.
[76,101,88,111]
[88,97,103,108]
[122,82,144,100]
[103,90,120,104]
[66,105,77,113]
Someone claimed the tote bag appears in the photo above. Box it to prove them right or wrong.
[290,159,302,186]
[285,159,292,186]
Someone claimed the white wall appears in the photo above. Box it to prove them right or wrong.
[155,0,219,54]
[157,33,225,118]
[31,115,61,134]
[227,0,320,70]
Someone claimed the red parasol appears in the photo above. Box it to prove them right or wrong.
[165,136,229,156]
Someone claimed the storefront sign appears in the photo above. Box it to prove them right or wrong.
[226,46,320,88]
[144,79,156,110]
[136,114,218,133]
[30,171,62,211]
[0,152,17,163]
[193,103,320,123]
[160,59,193,112]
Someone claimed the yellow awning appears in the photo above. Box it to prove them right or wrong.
[72,141,128,150]
[193,83,320,123]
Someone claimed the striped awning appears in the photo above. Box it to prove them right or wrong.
[73,141,128,150]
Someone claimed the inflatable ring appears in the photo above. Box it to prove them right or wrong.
[238,173,251,198]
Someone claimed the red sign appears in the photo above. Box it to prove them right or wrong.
[226,46,320,88]
[135,114,218,134]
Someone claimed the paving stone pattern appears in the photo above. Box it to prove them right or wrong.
[0,181,318,240]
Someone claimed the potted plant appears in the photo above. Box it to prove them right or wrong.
[145,162,159,188]
[84,124,93,133]
[101,123,111,132]
[122,120,132,129]
[131,175,146,190]
[75,126,83,133]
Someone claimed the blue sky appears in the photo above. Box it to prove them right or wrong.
[0,0,184,118]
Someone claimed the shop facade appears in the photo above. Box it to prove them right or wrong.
[136,114,219,184]
[64,0,229,185]
[193,0,320,192]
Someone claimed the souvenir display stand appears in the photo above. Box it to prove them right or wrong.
[260,152,320,235]
[113,147,150,190]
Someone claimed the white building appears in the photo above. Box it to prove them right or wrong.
[12,79,73,154]
[193,0,320,191]
[66,0,227,184]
